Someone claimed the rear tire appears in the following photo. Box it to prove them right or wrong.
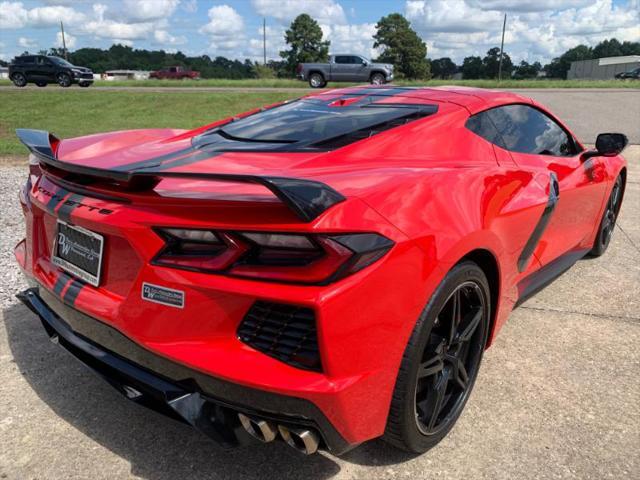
[589,174,624,257]
[383,261,490,453]
[308,73,326,88]
[57,73,72,87]
[12,73,27,87]
[370,72,386,85]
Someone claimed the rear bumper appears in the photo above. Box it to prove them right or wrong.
[17,286,354,454]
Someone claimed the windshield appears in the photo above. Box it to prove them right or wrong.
[219,97,435,144]
[48,56,74,68]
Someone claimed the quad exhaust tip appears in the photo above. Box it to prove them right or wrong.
[238,413,277,443]
[277,425,320,455]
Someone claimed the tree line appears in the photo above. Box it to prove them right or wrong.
[3,10,638,81]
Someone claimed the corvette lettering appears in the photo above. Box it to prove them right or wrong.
[38,186,113,215]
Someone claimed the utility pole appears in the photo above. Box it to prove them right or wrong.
[263,17,267,65]
[498,13,506,82]
[60,21,68,60]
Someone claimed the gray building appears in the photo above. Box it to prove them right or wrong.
[568,55,640,79]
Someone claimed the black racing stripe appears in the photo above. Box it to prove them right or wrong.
[45,187,69,214]
[151,150,221,171]
[517,172,560,273]
[57,193,83,223]
[62,279,85,306]
[53,272,73,297]
[113,146,196,172]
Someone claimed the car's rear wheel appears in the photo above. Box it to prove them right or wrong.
[308,73,326,88]
[57,73,72,87]
[384,261,490,453]
[589,174,624,257]
[35,81,47,87]
[12,73,27,87]
[370,73,386,85]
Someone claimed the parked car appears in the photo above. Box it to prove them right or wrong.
[15,86,627,456]
[615,67,640,79]
[9,55,93,87]
[297,54,394,87]
[149,66,200,80]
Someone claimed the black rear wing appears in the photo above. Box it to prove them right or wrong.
[17,129,346,222]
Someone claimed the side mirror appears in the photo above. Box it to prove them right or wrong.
[582,133,628,160]
[362,60,368,66]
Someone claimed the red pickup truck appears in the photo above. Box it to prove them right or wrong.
[149,66,200,80]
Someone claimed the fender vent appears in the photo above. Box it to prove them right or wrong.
[237,301,321,372]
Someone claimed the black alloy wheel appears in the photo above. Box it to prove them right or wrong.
[12,73,27,87]
[384,261,490,453]
[57,73,72,87]
[590,174,624,257]
[414,281,486,435]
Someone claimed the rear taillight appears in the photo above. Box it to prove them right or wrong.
[296,63,303,74]
[153,229,393,284]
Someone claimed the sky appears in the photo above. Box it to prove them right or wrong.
[0,0,638,65]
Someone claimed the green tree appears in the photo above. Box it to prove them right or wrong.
[461,56,483,79]
[544,44,592,79]
[373,13,430,79]
[620,41,640,55]
[279,14,329,76]
[512,60,542,79]
[593,38,623,58]
[430,57,457,79]
[482,47,513,79]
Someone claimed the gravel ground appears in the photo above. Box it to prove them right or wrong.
[0,166,27,308]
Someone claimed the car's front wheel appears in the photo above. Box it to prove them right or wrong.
[308,73,326,88]
[384,261,490,453]
[370,73,386,85]
[12,73,27,87]
[589,173,624,257]
[57,73,72,87]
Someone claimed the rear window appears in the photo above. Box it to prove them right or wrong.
[13,56,33,64]
[217,97,437,147]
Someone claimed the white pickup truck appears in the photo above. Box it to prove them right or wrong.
[296,54,394,88]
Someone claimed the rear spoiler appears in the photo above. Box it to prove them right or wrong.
[17,129,346,222]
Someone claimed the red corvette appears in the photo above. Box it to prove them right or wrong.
[15,86,627,455]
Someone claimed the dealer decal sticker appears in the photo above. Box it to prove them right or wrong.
[141,282,185,308]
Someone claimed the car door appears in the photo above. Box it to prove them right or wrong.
[486,104,608,266]
[331,56,352,81]
[38,57,57,82]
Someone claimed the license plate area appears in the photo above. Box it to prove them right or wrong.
[52,221,104,287]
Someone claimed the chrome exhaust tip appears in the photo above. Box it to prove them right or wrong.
[277,425,320,455]
[238,413,277,443]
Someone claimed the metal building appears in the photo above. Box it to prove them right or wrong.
[568,55,640,79]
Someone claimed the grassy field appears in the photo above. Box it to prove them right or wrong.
[0,90,294,155]
[1,78,638,89]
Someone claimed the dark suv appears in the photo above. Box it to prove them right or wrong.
[9,55,94,88]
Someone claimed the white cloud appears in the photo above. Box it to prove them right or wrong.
[120,0,180,22]
[18,36,37,48]
[154,30,187,45]
[55,30,76,48]
[251,0,347,25]
[322,23,378,58]
[199,4,246,52]
[82,4,155,40]
[0,1,85,29]
[405,0,640,64]
[0,2,28,28]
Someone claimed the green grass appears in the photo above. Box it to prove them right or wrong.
[0,90,294,155]
[1,78,637,89]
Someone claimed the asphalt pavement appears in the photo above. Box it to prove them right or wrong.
[0,92,638,480]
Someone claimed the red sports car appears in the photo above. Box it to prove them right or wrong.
[14,86,627,455]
